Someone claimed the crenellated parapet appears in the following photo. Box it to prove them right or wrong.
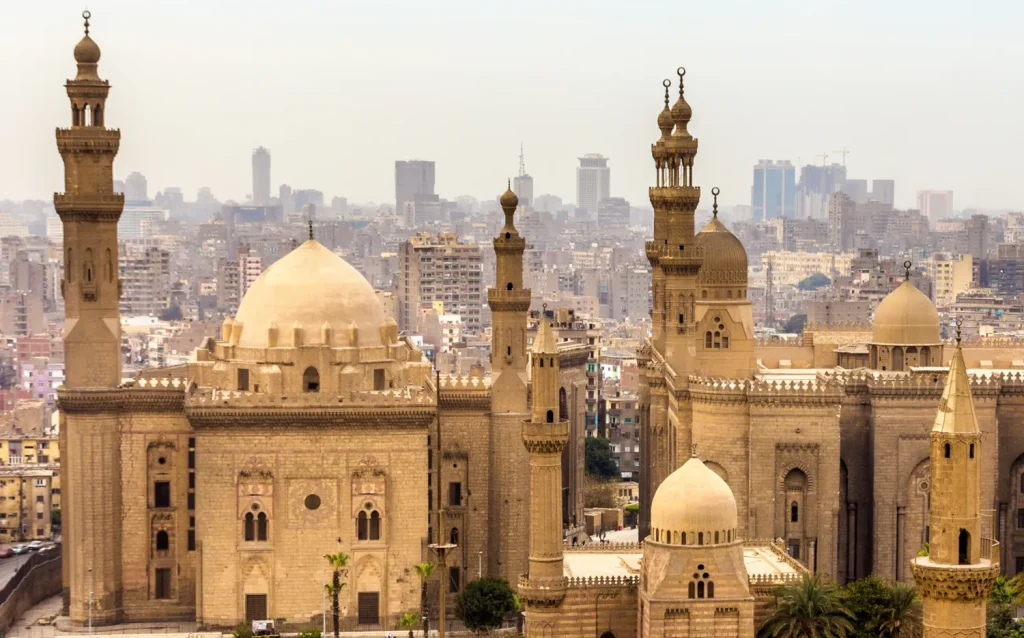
[59,385,186,414]
[950,335,1024,348]
[688,376,748,405]
[747,378,844,407]
[567,574,639,588]
[564,541,643,553]
[755,336,806,348]
[486,287,532,313]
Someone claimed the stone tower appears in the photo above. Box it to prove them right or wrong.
[639,67,703,539]
[520,316,569,632]
[55,12,125,625]
[487,184,531,582]
[912,328,998,636]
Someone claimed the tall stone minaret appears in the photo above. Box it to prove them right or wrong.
[912,323,998,636]
[56,11,125,625]
[520,315,569,634]
[487,183,531,582]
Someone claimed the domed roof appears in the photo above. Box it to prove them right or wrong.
[651,456,737,536]
[872,280,941,346]
[232,240,386,349]
[74,35,101,64]
[500,186,518,210]
[695,215,748,286]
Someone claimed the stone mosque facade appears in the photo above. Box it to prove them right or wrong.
[55,18,589,629]
[53,13,1010,637]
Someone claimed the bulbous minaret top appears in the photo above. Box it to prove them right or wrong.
[73,11,102,80]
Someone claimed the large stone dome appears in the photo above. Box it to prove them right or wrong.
[232,240,386,348]
[872,280,941,346]
[651,456,737,544]
[695,216,748,286]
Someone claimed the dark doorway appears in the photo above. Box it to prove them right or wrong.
[155,568,171,600]
[358,592,380,625]
[959,529,970,565]
[245,594,268,622]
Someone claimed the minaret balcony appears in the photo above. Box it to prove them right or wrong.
[649,186,701,210]
[54,192,125,221]
[56,127,121,153]
[493,235,526,251]
[487,288,532,313]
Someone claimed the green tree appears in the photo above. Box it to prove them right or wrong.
[585,437,619,478]
[323,552,349,638]
[454,577,516,632]
[413,561,436,637]
[797,272,831,291]
[398,612,419,638]
[782,314,807,335]
[987,576,1024,638]
[758,573,854,638]
[875,582,921,637]
[840,575,898,637]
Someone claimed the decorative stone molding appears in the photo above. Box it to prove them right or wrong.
[58,386,186,414]
[567,574,638,588]
[776,442,820,453]
[486,288,532,312]
[558,347,591,368]
[186,404,436,428]
[911,560,999,600]
[518,575,567,606]
[565,541,643,552]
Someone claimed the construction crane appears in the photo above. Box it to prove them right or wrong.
[518,143,526,177]
[818,153,829,167]
[833,147,850,167]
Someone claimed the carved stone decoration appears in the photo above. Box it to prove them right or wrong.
[288,480,334,525]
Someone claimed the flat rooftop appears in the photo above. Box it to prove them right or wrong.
[563,544,801,581]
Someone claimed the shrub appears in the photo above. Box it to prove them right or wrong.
[298,630,321,638]
[454,578,517,631]
[231,623,253,638]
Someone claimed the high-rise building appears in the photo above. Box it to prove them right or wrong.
[123,171,148,203]
[252,146,271,205]
[751,160,795,221]
[576,154,610,216]
[597,197,630,228]
[396,232,483,333]
[870,179,895,206]
[118,243,170,317]
[842,178,869,204]
[828,192,855,252]
[237,245,263,300]
[795,163,846,219]
[917,190,954,225]
[968,214,989,259]
[513,144,534,208]
[395,160,435,214]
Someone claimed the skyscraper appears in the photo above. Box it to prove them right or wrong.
[842,178,869,204]
[123,171,148,203]
[252,146,270,205]
[870,179,895,207]
[513,144,534,208]
[917,190,954,225]
[576,154,610,216]
[751,160,795,221]
[395,160,435,214]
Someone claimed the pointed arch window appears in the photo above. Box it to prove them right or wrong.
[303,366,320,392]
[256,512,268,541]
[705,332,713,349]
[156,530,169,551]
[369,510,381,540]
[244,513,255,541]
[357,511,368,540]
[944,443,951,458]
[791,502,799,522]
[450,527,459,545]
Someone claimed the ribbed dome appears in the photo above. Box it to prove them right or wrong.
[872,280,941,346]
[74,35,101,64]
[657,106,674,138]
[232,240,386,348]
[695,216,748,286]
[651,457,737,542]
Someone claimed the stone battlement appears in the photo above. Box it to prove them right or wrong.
[124,377,189,390]
[804,321,873,333]
[564,541,643,553]
[437,375,491,391]
[186,386,433,407]
[567,574,638,588]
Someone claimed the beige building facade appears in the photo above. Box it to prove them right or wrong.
[55,19,586,630]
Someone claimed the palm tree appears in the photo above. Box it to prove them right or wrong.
[323,552,349,638]
[398,612,420,638]
[876,582,922,637]
[758,574,854,638]
[413,561,436,638]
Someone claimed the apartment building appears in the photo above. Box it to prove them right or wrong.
[397,232,483,333]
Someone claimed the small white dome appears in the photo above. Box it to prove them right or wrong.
[650,457,738,546]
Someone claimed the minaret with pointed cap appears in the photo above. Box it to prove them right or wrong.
[520,311,569,629]
[912,320,998,636]
[487,182,532,583]
[56,11,126,625]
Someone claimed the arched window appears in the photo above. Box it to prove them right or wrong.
[921,346,931,366]
[688,582,695,598]
[244,513,255,542]
[506,282,514,291]
[707,582,715,598]
[728,530,732,542]
[727,290,733,299]
[944,443,951,458]
[450,527,459,545]
[93,104,103,126]
[713,331,721,348]
[970,443,975,459]
[722,334,730,349]
[370,510,381,540]
[546,410,554,423]
[559,388,568,421]
[791,502,799,523]
[681,532,686,545]
[72,104,80,127]
[697,581,705,598]
[698,532,704,545]
[1019,472,1024,493]
[540,358,544,368]
[256,512,268,541]
[958,529,970,565]
[714,531,719,544]
[156,530,169,551]
[303,367,320,392]
[357,511,368,540]
[705,332,713,349]
[702,290,708,299]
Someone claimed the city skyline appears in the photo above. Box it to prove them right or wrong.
[2,1,1022,211]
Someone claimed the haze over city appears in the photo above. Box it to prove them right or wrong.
[3,0,1022,209]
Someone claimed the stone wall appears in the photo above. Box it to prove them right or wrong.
[0,548,62,632]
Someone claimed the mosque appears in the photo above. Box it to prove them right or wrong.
[54,12,1007,637]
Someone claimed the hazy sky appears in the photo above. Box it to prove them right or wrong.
[3,0,1022,211]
